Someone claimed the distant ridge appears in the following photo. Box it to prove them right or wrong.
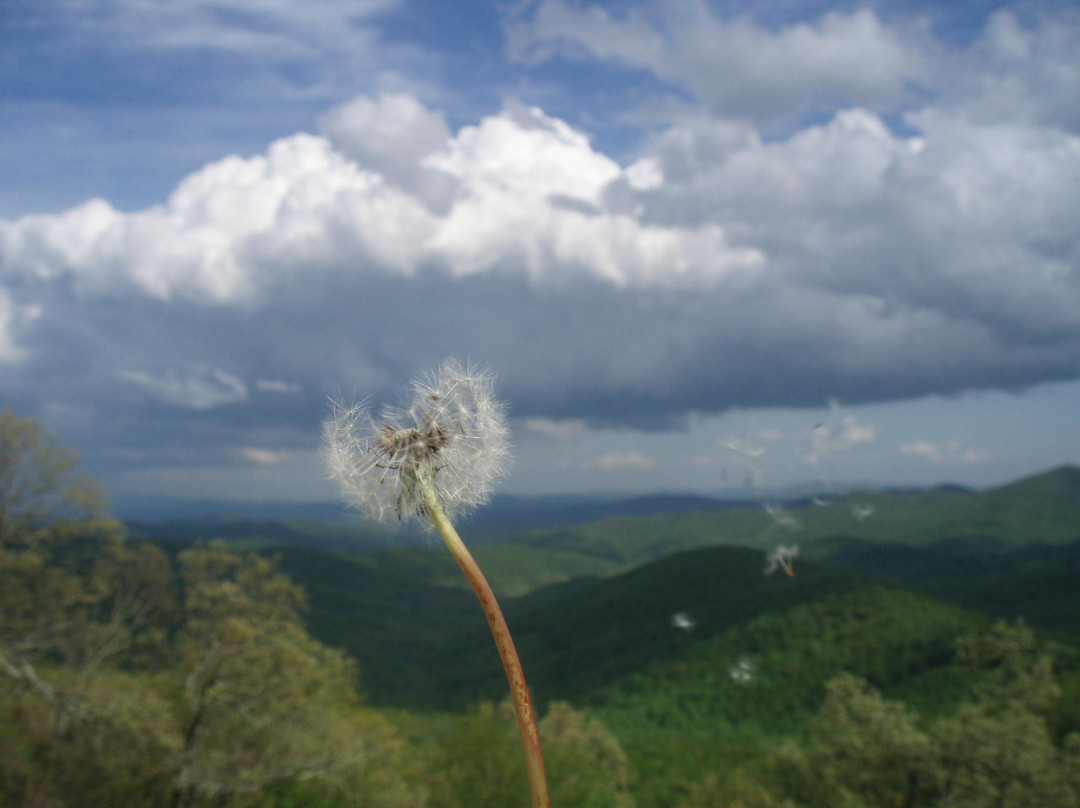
[983,463,1080,502]
[120,492,752,546]
[971,464,1080,545]
[120,464,1080,552]
[456,493,750,542]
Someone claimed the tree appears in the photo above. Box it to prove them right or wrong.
[770,621,1080,808]
[773,672,941,808]
[0,412,179,804]
[0,411,169,715]
[0,413,422,808]
[0,409,112,548]
[933,621,1078,808]
[168,542,421,808]
[428,698,635,808]
[4,534,422,808]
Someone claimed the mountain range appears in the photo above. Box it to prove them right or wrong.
[134,464,1080,708]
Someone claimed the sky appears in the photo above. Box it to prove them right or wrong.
[1,0,1079,514]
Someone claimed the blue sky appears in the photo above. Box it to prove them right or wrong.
[1,0,1079,512]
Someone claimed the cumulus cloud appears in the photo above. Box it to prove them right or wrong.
[319,93,456,203]
[2,92,1078,427]
[506,0,926,126]
[1,6,1079,490]
[935,9,1080,131]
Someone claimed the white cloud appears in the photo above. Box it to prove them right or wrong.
[804,413,876,468]
[319,93,456,204]
[0,99,763,306]
[240,447,289,465]
[1,89,1076,402]
[0,135,437,303]
[901,440,993,465]
[522,417,588,441]
[624,157,664,191]
[256,379,302,394]
[507,1,925,124]
[937,10,1080,131]
[119,367,248,410]
[632,104,1080,337]
[902,440,943,463]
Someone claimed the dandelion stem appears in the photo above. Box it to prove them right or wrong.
[420,482,551,808]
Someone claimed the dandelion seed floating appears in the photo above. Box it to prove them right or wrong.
[671,611,696,631]
[322,360,549,808]
[765,544,799,578]
[729,655,755,684]
[852,502,875,522]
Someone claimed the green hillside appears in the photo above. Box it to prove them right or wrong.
[135,465,1080,600]
[277,540,1080,808]
[266,465,1080,712]
[280,543,987,711]
[587,584,990,807]
[813,536,1080,633]
[121,464,1080,806]
[376,464,1078,601]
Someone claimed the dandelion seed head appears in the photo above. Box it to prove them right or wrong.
[322,359,510,525]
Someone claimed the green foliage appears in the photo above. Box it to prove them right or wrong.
[426,699,635,808]
[0,410,114,548]
[541,700,636,808]
[775,672,942,808]
[587,585,983,808]
[674,770,784,808]
[2,527,422,808]
[169,542,368,807]
[763,622,1080,808]
[0,518,173,713]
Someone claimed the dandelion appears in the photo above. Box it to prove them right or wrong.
[765,544,799,577]
[322,359,549,808]
[322,359,510,524]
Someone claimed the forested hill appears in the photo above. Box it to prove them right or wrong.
[366,463,1080,598]
[250,464,1080,719]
